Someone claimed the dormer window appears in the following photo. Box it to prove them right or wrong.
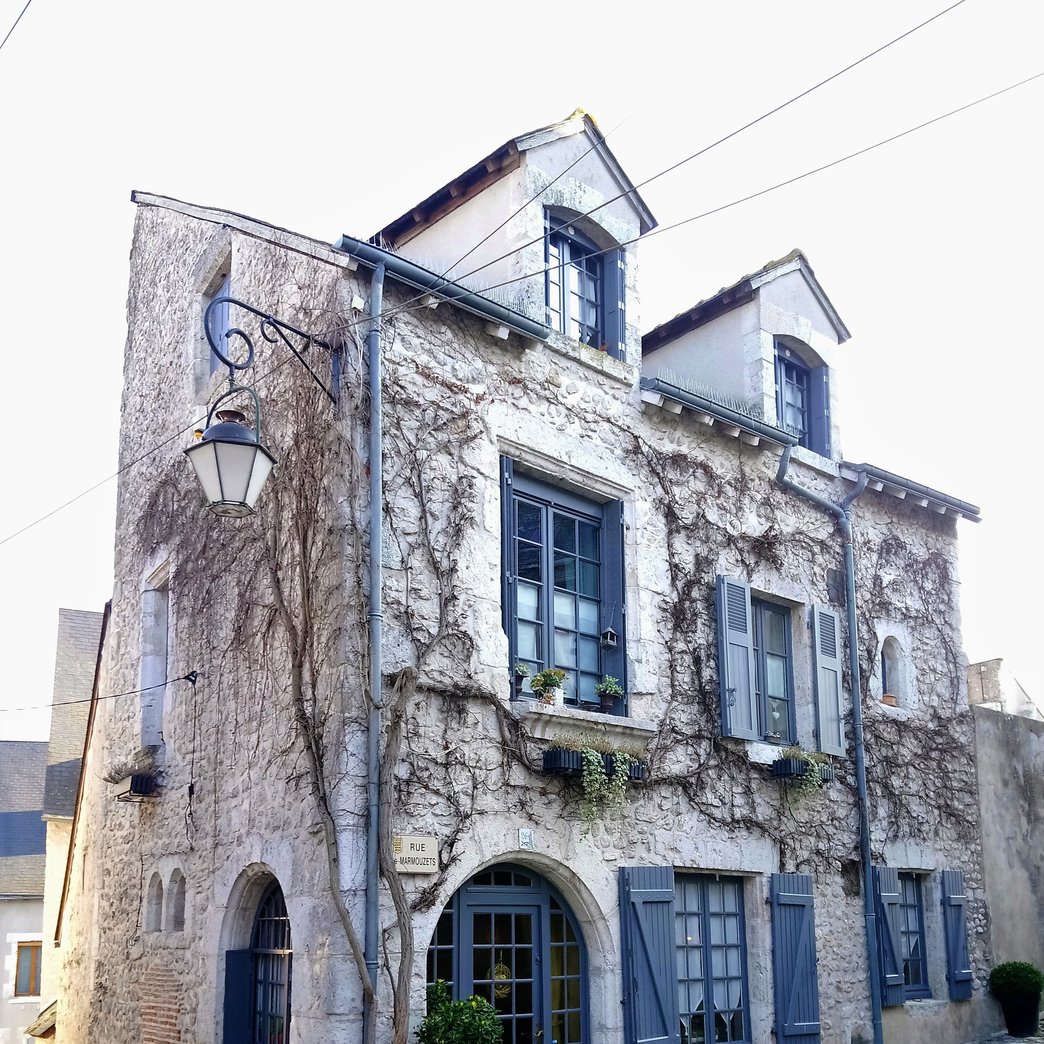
[774,339,830,456]
[545,210,627,359]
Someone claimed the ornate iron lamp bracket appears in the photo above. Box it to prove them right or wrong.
[203,295,340,405]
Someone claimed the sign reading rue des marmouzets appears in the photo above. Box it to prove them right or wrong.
[393,834,440,874]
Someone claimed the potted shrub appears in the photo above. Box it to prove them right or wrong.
[418,980,503,1044]
[530,668,567,706]
[594,675,624,713]
[512,662,529,701]
[989,961,1044,1037]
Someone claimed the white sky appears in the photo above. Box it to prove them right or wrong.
[1,0,1041,739]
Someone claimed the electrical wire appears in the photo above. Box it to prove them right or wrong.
[0,671,198,715]
[0,0,33,53]
[0,69,1039,549]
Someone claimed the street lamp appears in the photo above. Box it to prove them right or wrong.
[185,296,337,517]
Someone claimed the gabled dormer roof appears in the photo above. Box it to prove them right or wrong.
[372,108,657,248]
[643,249,851,354]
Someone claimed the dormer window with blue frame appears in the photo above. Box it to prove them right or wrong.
[544,211,626,359]
[774,339,830,455]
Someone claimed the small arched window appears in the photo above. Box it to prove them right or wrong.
[145,872,163,933]
[881,636,903,704]
[774,338,830,455]
[167,869,186,931]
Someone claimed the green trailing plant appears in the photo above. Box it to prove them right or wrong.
[775,745,831,801]
[417,980,503,1044]
[580,748,633,827]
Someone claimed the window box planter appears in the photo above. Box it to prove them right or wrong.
[542,748,647,781]
[771,757,809,780]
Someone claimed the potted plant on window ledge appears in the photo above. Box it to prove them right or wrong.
[594,675,624,714]
[511,663,530,701]
[530,668,567,706]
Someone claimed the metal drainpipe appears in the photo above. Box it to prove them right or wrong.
[775,447,883,1044]
[363,261,386,1044]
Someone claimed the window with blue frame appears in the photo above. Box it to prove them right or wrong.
[752,599,794,744]
[675,875,750,1044]
[501,459,626,710]
[251,882,293,1044]
[205,271,232,374]
[545,211,626,359]
[898,872,931,999]
[774,340,829,455]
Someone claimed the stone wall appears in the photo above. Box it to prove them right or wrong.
[52,196,994,1044]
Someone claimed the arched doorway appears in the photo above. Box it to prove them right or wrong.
[426,865,587,1044]
[223,878,292,1044]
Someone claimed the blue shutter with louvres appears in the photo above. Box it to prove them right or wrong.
[940,870,973,1000]
[500,456,514,640]
[210,274,231,374]
[620,866,681,1044]
[604,247,627,359]
[770,873,822,1044]
[223,948,252,1043]
[812,605,845,756]
[873,867,905,1007]
[808,365,830,456]
[715,576,759,740]
[601,499,627,708]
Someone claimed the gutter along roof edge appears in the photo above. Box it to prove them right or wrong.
[840,462,981,522]
[333,236,551,344]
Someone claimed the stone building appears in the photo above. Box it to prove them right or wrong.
[50,111,1006,1044]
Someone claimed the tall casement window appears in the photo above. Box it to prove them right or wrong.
[875,867,933,1006]
[501,459,626,710]
[545,211,626,358]
[15,941,42,997]
[140,563,170,749]
[425,865,588,1044]
[675,875,750,1044]
[716,577,844,755]
[206,272,232,374]
[897,873,930,999]
[224,879,293,1044]
[774,340,829,455]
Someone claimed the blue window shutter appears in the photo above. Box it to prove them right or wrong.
[602,499,627,705]
[812,605,845,756]
[604,248,627,359]
[808,366,830,456]
[620,866,680,1044]
[940,870,973,1000]
[500,456,514,640]
[770,873,822,1044]
[715,576,759,740]
[223,948,252,1043]
[873,867,905,1007]
[210,274,231,374]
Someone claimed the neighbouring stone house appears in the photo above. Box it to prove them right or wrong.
[0,741,46,1044]
[50,110,1010,1044]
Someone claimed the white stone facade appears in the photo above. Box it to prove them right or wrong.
[50,120,1000,1044]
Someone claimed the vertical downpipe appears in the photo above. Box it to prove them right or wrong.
[363,261,386,1044]
[776,448,882,1044]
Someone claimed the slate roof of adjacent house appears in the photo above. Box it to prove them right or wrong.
[372,108,657,248]
[642,249,851,354]
[44,609,103,818]
[0,740,47,896]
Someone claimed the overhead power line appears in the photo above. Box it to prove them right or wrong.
[1,70,1038,549]
[0,0,34,53]
[0,671,199,715]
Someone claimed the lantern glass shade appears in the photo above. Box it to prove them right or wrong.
[185,421,276,518]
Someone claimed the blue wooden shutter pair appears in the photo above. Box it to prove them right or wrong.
[872,866,906,1007]
[603,248,627,359]
[715,576,759,740]
[223,949,252,1041]
[811,605,845,756]
[940,869,973,1000]
[620,866,681,1044]
[770,874,822,1044]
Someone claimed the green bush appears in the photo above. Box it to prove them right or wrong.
[417,980,503,1044]
[989,961,1044,1001]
